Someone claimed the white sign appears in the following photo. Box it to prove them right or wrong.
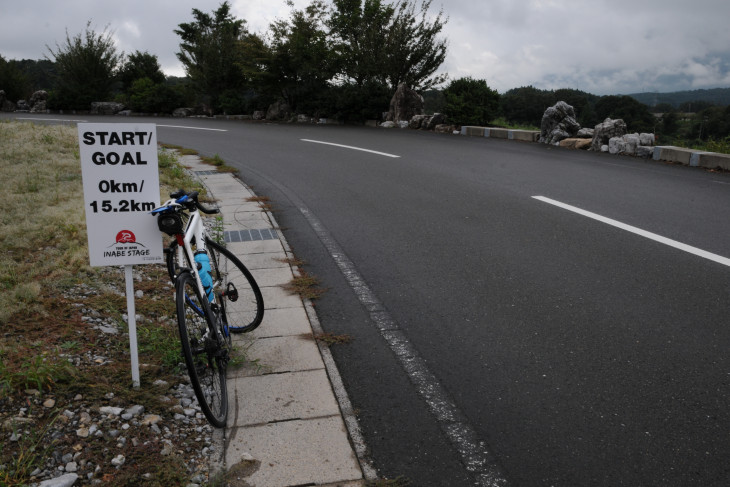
[78,123,163,267]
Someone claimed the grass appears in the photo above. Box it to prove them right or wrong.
[281,271,327,300]
[303,332,353,347]
[246,195,274,212]
[0,122,250,486]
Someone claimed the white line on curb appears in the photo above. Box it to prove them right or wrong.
[301,139,400,158]
[533,196,730,268]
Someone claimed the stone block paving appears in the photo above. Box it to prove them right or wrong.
[177,155,365,486]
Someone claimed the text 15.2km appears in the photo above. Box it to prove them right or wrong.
[89,200,156,213]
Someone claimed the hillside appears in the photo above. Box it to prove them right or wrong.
[627,88,730,108]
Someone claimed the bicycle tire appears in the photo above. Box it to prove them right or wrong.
[175,271,228,427]
[207,239,264,334]
[167,238,264,334]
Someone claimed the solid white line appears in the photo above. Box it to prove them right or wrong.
[157,124,228,132]
[533,196,730,268]
[16,117,87,122]
[301,138,400,158]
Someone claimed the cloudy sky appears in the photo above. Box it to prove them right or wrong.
[2,0,729,95]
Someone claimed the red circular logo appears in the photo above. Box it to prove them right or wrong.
[116,230,136,244]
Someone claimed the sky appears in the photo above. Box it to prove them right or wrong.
[1,0,729,96]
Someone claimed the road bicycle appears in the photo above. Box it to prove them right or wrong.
[152,189,264,427]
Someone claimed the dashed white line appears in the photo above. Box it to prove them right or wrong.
[157,124,228,132]
[301,139,400,158]
[533,196,730,268]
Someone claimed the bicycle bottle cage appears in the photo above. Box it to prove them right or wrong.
[157,211,184,236]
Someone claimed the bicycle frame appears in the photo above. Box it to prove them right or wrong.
[172,207,216,307]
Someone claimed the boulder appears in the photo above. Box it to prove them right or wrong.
[387,83,424,122]
[252,110,265,120]
[0,90,15,112]
[640,133,655,146]
[409,114,429,129]
[608,136,627,155]
[29,90,48,113]
[576,128,594,138]
[297,114,313,123]
[172,107,193,117]
[539,101,581,145]
[636,145,654,158]
[266,99,291,121]
[426,113,447,130]
[591,118,627,151]
[91,102,125,115]
[380,121,396,128]
[434,124,458,134]
[559,138,592,150]
[16,99,30,111]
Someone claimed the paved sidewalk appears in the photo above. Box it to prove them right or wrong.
[178,155,369,487]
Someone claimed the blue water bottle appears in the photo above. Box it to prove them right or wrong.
[194,251,214,302]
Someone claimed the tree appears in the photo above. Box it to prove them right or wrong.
[443,77,499,126]
[46,22,123,109]
[594,95,655,133]
[175,1,247,110]
[500,86,554,126]
[383,0,448,90]
[0,55,31,101]
[328,0,395,86]
[119,51,165,92]
[267,0,335,114]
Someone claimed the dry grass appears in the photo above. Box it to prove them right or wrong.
[0,121,91,324]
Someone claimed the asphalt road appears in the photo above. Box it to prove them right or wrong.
[7,114,730,486]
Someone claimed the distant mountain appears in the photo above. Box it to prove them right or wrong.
[626,88,730,108]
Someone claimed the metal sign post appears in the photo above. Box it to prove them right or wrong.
[78,123,163,388]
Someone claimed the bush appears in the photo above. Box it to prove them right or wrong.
[127,78,186,113]
[443,77,500,126]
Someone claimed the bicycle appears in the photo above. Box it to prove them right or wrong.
[152,189,264,427]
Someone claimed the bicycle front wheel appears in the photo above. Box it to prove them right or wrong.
[207,239,264,334]
[175,271,228,427]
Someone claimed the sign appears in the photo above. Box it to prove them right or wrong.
[78,123,163,266]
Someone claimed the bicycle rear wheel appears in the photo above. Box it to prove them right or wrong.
[206,239,264,334]
[175,271,228,427]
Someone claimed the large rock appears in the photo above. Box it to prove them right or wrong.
[172,107,193,117]
[266,99,291,121]
[16,99,30,111]
[0,90,14,112]
[91,102,125,115]
[387,83,423,122]
[29,90,48,113]
[591,118,627,151]
[560,138,592,150]
[539,101,581,145]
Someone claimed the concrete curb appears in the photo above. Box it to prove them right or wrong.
[173,153,369,486]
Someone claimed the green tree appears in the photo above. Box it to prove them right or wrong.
[0,55,31,101]
[443,77,499,126]
[175,1,247,110]
[46,22,123,110]
[119,51,165,92]
[329,0,395,86]
[267,0,335,114]
[500,86,554,126]
[594,95,655,132]
[127,77,185,113]
[383,0,448,90]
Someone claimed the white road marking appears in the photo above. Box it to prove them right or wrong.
[157,124,228,132]
[301,139,400,158]
[533,196,730,268]
[16,117,87,122]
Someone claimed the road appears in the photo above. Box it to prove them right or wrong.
[7,114,730,486]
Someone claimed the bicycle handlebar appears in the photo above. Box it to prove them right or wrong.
[170,189,220,214]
